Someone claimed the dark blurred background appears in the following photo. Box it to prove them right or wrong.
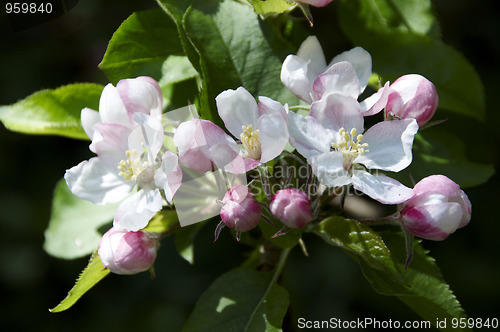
[0,0,498,331]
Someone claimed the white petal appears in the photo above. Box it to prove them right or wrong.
[154,151,182,203]
[216,87,258,138]
[116,76,163,122]
[113,188,162,231]
[360,81,391,116]
[355,119,418,172]
[288,112,333,158]
[313,61,360,99]
[351,170,414,204]
[209,142,261,174]
[89,123,129,167]
[297,36,327,74]
[310,93,364,135]
[257,113,289,163]
[330,47,372,95]
[129,113,164,161]
[280,55,314,104]
[308,152,352,188]
[81,108,100,140]
[99,83,131,128]
[258,96,288,122]
[65,157,133,205]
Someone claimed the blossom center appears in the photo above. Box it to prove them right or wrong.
[118,150,154,186]
[331,127,369,170]
[240,125,261,160]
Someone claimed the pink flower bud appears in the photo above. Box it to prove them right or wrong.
[399,175,471,241]
[98,227,158,275]
[220,185,262,232]
[270,188,313,228]
[294,0,334,7]
[386,74,439,127]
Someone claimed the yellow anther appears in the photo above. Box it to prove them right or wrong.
[331,127,369,171]
[240,124,261,160]
[117,149,150,182]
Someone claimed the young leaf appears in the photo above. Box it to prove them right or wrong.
[49,251,110,313]
[0,83,103,140]
[44,179,118,259]
[338,0,485,121]
[182,0,299,125]
[314,217,469,329]
[251,0,295,15]
[182,269,289,332]
[141,209,180,235]
[99,9,184,84]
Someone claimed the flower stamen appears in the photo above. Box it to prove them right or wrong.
[240,125,261,160]
[118,149,151,183]
[331,127,369,170]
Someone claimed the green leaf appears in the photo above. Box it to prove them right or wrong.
[338,0,485,120]
[174,223,204,264]
[155,0,201,73]
[49,251,110,313]
[44,179,118,259]
[142,209,180,234]
[396,130,494,188]
[159,55,199,87]
[183,0,299,125]
[182,269,289,332]
[314,216,401,278]
[251,0,295,15]
[99,9,184,84]
[0,83,103,140]
[314,217,468,328]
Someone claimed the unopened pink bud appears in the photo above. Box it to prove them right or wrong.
[98,227,158,275]
[270,188,313,228]
[399,175,471,241]
[220,185,261,232]
[386,74,439,127]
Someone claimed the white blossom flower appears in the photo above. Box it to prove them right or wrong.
[65,77,182,231]
[216,87,289,164]
[281,36,390,115]
[288,93,418,204]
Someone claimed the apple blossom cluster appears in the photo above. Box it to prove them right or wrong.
[65,36,470,275]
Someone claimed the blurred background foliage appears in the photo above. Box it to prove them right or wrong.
[0,0,499,331]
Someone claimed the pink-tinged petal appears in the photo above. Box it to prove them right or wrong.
[297,36,327,77]
[154,151,182,204]
[355,119,418,172]
[65,157,133,205]
[99,83,131,128]
[81,108,100,139]
[89,123,129,167]
[351,170,415,204]
[308,152,352,188]
[360,81,391,116]
[313,62,360,100]
[129,113,164,161]
[209,142,261,174]
[173,119,234,173]
[310,93,363,135]
[258,96,288,122]
[216,87,259,138]
[113,188,163,231]
[288,112,333,158]
[116,76,163,123]
[412,174,461,197]
[257,113,288,163]
[401,203,463,241]
[280,55,315,104]
[329,47,372,95]
[295,0,333,7]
